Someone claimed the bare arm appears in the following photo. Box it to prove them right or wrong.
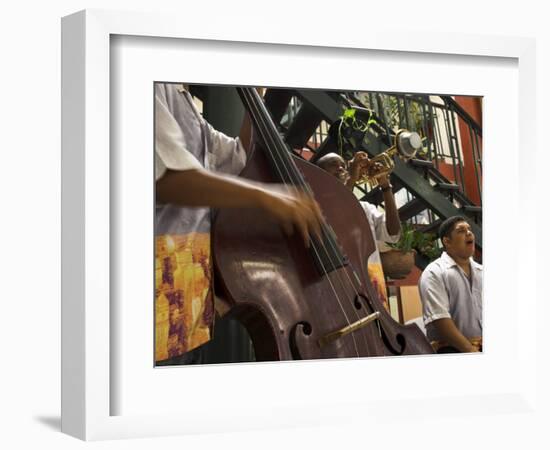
[377,174,401,236]
[156,168,322,247]
[428,318,479,352]
[157,168,263,208]
[346,154,401,236]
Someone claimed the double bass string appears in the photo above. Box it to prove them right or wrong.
[282,145,380,354]
[247,89,381,354]
[242,88,377,355]
[246,88,377,354]
[240,88,362,357]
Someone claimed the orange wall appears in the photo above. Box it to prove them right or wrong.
[454,96,482,127]
[435,160,456,182]
[454,96,483,205]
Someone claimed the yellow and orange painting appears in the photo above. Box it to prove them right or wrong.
[155,233,214,362]
[368,263,389,310]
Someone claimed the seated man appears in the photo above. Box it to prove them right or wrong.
[315,152,401,308]
[418,216,482,353]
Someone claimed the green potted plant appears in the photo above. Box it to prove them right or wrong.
[331,107,378,160]
[380,222,441,279]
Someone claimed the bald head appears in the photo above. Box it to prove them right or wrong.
[316,153,349,183]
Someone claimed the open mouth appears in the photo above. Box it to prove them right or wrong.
[466,239,474,246]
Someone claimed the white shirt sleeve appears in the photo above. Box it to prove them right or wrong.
[155,93,202,181]
[419,265,452,325]
[205,121,247,175]
[361,201,400,244]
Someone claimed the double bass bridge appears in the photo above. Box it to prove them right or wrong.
[318,311,381,348]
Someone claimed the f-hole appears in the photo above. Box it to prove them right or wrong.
[357,293,406,355]
[289,321,312,360]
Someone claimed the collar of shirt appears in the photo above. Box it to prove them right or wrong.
[440,251,482,272]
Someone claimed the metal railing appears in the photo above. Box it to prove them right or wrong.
[278,90,482,219]
[355,92,483,208]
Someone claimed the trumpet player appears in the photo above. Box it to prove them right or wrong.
[316,151,401,308]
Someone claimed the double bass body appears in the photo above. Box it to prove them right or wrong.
[212,87,433,361]
[213,138,433,361]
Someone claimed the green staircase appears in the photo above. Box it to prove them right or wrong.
[264,88,483,268]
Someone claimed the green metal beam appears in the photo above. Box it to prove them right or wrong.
[366,135,482,247]
[295,89,482,248]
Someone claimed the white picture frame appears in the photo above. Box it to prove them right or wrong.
[61,9,538,441]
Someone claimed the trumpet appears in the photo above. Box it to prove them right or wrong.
[356,129,422,187]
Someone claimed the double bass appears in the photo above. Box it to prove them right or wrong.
[213,87,433,361]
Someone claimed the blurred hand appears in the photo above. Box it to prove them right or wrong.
[258,186,323,247]
[348,151,369,180]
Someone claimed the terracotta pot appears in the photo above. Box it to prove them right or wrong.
[380,250,416,279]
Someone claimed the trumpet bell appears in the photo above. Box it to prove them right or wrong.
[396,130,422,160]
[356,129,422,187]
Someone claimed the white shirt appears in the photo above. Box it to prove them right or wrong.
[153,83,247,360]
[419,251,483,341]
[155,89,202,181]
[360,201,400,247]
[155,84,247,182]
[359,201,400,306]
[154,83,247,235]
[360,200,400,267]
